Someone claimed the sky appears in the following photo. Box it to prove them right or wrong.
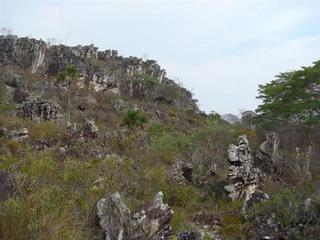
[1,0,320,115]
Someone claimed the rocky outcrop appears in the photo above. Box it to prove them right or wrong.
[0,35,46,73]
[0,35,197,109]
[167,160,194,185]
[0,127,29,141]
[225,135,264,201]
[224,135,268,216]
[0,70,29,103]
[16,99,60,121]
[0,170,18,201]
[94,191,173,240]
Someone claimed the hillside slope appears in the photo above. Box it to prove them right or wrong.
[1,35,320,240]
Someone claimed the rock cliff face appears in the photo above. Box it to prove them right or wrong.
[0,35,196,109]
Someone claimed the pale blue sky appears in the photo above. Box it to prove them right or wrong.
[1,0,320,114]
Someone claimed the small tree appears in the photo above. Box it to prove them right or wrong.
[256,61,320,132]
[58,65,78,122]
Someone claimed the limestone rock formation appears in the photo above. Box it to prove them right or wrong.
[0,127,29,141]
[16,99,60,121]
[224,135,265,201]
[224,135,268,217]
[94,191,173,240]
[0,35,197,109]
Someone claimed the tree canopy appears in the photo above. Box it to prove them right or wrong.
[256,60,320,128]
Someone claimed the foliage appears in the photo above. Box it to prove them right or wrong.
[122,109,147,128]
[132,73,159,87]
[57,64,78,82]
[256,61,320,128]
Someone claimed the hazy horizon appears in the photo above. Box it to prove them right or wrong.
[1,0,320,115]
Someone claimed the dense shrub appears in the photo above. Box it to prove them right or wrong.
[122,109,147,128]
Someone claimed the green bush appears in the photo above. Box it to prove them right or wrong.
[122,109,147,128]
[132,73,159,87]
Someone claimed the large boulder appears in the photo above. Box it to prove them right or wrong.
[94,191,173,240]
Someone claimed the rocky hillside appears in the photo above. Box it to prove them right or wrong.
[1,35,320,240]
[0,35,196,110]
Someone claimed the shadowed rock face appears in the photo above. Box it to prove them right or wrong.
[16,99,60,121]
[94,192,173,240]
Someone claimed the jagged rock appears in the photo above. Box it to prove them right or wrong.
[225,135,264,201]
[167,160,194,185]
[0,169,18,201]
[0,127,29,141]
[0,35,47,73]
[225,135,268,216]
[0,35,197,109]
[82,119,98,139]
[94,191,173,240]
[16,99,60,121]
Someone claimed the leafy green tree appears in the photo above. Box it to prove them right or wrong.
[58,65,78,122]
[256,61,320,129]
